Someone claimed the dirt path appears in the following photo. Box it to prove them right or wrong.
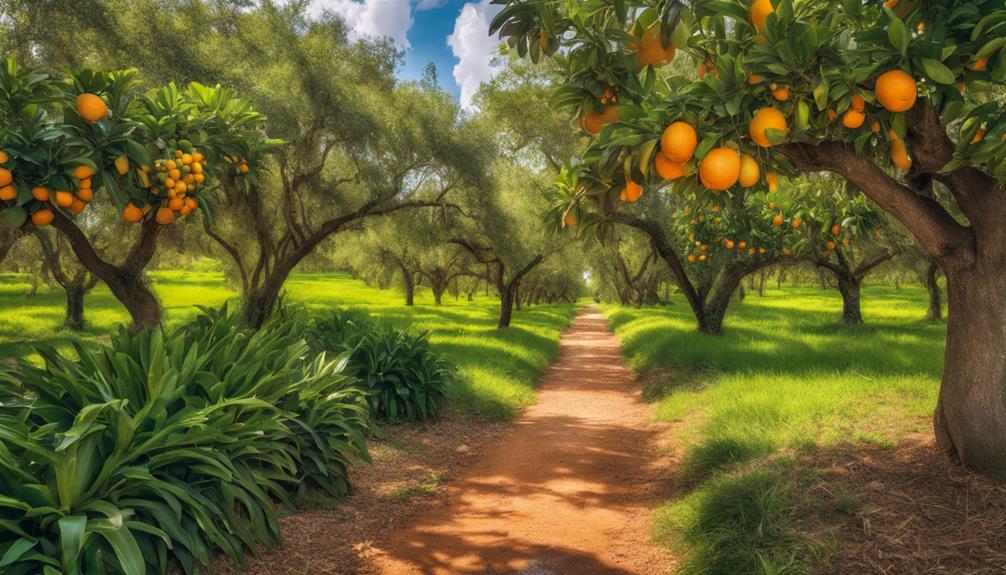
[368,306,673,575]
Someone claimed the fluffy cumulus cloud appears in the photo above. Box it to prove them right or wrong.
[448,0,504,110]
[308,0,414,48]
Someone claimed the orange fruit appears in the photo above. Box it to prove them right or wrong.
[687,254,698,263]
[54,190,73,208]
[168,197,184,211]
[766,170,779,193]
[563,210,578,228]
[826,241,837,250]
[843,238,850,245]
[122,203,144,223]
[832,224,841,235]
[771,85,790,102]
[70,198,86,214]
[661,121,698,163]
[739,241,748,249]
[726,240,735,249]
[180,206,193,216]
[31,209,54,226]
[0,151,8,163]
[884,0,899,6]
[581,105,620,134]
[155,206,175,224]
[633,27,676,68]
[699,147,741,191]
[870,120,881,133]
[791,218,801,229]
[76,93,108,123]
[768,201,777,209]
[783,247,792,255]
[747,73,763,85]
[851,95,866,112]
[891,138,912,170]
[772,214,784,227]
[114,155,129,176]
[0,168,11,187]
[185,198,199,209]
[0,185,15,201]
[654,153,687,180]
[750,0,774,31]
[80,178,93,190]
[875,70,917,112]
[827,108,838,122]
[972,127,986,143]
[31,186,50,202]
[738,154,761,187]
[76,188,93,202]
[73,165,95,180]
[620,180,643,203]
[971,56,988,72]
[843,109,866,129]
[749,107,787,147]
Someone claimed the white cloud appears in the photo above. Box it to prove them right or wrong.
[448,0,504,110]
[416,0,448,10]
[308,0,414,48]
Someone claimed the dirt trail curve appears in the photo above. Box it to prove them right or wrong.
[369,306,674,575]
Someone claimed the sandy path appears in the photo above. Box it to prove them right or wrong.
[368,306,673,575]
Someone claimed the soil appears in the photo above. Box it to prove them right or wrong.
[215,306,674,574]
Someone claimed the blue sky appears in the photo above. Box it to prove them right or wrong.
[308,0,503,108]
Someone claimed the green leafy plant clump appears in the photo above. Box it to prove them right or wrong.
[0,304,370,575]
[307,308,454,423]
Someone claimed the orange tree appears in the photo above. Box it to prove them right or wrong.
[0,59,273,328]
[491,0,1006,474]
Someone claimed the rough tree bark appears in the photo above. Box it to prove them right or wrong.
[51,212,161,330]
[33,227,101,331]
[924,260,942,322]
[781,104,1006,474]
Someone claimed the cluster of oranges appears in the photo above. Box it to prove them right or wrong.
[0,150,15,203]
[227,154,251,175]
[137,145,206,224]
[0,150,98,226]
[579,88,620,135]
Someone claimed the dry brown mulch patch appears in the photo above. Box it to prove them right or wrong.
[814,437,1006,575]
[211,409,506,575]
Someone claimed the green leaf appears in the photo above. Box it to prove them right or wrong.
[886,13,909,55]
[1,208,26,230]
[920,58,955,84]
[0,538,36,567]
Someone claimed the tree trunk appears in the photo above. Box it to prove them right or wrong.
[432,284,444,306]
[64,282,85,331]
[934,269,1006,476]
[925,261,942,322]
[498,285,516,329]
[837,274,863,324]
[402,271,415,307]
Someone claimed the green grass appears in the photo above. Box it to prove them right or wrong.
[604,285,944,575]
[0,271,577,420]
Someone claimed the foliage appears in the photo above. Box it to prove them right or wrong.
[307,309,453,423]
[0,304,369,575]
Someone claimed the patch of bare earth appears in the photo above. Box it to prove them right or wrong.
[211,409,507,575]
[813,436,1006,574]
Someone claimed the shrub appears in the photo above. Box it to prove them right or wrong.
[0,305,370,575]
[308,309,453,422]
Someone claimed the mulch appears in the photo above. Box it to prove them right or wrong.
[814,437,1006,575]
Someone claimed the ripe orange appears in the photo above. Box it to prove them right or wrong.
[654,153,686,180]
[870,120,881,133]
[31,208,54,226]
[581,105,620,134]
[875,70,917,112]
[54,190,74,208]
[972,127,986,143]
[687,254,698,263]
[766,170,779,193]
[843,238,850,246]
[76,93,108,123]
[791,218,801,229]
[73,165,95,180]
[842,109,866,129]
[620,180,643,203]
[661,122,698,163]
[79,178,92,189]
[122,203,144,223]
[783,247,792,255]
[827,108,838,122]
[115,155,130,176]
[70,198,86,214]
[168,197,185,210]
[697,61,719,79]
[749,107,787,147]
[826,241,836,250]
[0,185,15,201]
[772,214,784,227]
[0,151,8,163]
[738,241,748,249]
[738,154,760,187]
[831,224,841,235]
[726,240,735,249]
[76,188,93,202]
[0,168,11,187]
[971,56,988,72]
[155,206,175,224]
[699,147,741,191]
[890,138,912,170]
[31,186,50,201]
[770,85,790,102]
[851,95,866,112]
[747,73,763,85]
[563,210,578,228]
[633,27,676,68]
[750,0,774,31]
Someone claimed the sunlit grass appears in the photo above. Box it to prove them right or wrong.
[0,271,576,420]
[604,285,944,574]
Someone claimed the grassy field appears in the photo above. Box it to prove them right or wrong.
[605,285,945,574]
[0,271,577,420]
